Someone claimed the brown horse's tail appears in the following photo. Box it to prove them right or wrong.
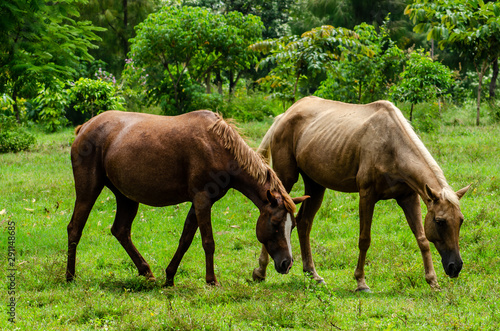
[257,113,284,164]
[74,125,83,135]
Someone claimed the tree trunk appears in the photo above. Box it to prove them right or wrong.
[12,88,20,123]
[215,70,223,95]
[475,60,491,126]
[292,71,300,103]
[489,57,498,100]
[409,103,414,122]
[122,0,129,57]
[477,70,483,126]
[205,72,211,94]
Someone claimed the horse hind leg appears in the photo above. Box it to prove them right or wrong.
[110,191,155,281]
[66,174,104,281]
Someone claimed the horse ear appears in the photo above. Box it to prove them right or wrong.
[267,190,278,207]
[292,195,310,205]
[425,184,440,202]
[456,184,472,200]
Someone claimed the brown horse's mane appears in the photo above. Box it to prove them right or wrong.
[383,101,459,207]
[209,114,296,213]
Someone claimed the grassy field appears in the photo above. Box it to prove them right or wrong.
[1,108,500,330]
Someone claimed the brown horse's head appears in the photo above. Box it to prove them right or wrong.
[256,191,308,274]
[423,184,471,278]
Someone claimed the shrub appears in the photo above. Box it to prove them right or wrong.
[32,80,69,132]
[221,91,280,122]
[0,115,36,153]
[66,78,124,125]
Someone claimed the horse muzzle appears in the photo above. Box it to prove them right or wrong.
[274,257,293,274]
[442,255,463,278]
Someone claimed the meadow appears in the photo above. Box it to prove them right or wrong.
[1,104,500,330]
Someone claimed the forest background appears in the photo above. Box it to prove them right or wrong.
[1,0,500,145]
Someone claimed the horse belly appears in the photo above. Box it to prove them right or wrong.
[297,148,359,193]
[104,142,192,207]
[294,120,361,193]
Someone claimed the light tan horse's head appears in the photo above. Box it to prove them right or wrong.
[423,184,471,278]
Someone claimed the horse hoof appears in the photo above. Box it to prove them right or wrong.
[316,279,326,285]
[163,279,174,287]
[355,287,371,293]
[252,268,266,282]
[207,280,221,287]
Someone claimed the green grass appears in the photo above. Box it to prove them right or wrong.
[1,112,500,330]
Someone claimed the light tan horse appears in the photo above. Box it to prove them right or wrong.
[253,96,470,292]
[67,110,308,286]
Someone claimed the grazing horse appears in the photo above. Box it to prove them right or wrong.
[66,110,308,286]
[252,96,470,292]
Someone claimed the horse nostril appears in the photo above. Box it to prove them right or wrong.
[447,262,462,278]
[281,258,293,273]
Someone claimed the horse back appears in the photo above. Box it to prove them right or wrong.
[71,110,232,206]
[272,97,410,193]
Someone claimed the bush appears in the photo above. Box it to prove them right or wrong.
[31,80,69,132]
[222,92,280,122]
[0,115,36,153]
[66,78,124,125]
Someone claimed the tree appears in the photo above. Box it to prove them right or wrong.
[250,25,370,104]
[129,6,264,114]
[405,0,500,125]
[183,0,294,38]
[77,0,159,76]
[0,0,103,121]
[390,49,454,121]
[315,20,405,103]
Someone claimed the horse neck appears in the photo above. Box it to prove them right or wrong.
[390,132,449,202]
[396,154,444,199]
[232,169,270,210]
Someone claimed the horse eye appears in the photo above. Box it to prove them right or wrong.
[434,218,446,226]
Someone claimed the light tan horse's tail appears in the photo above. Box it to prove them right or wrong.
[257,114,284,163]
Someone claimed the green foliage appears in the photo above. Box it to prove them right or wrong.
[0,115,36,153]
[129,6,264,115]
[390,49,454,120]
[0,0,104,120]
[33,81,69,132]
[76,0,159,76]
[405,0,500,125]
[221,91,281,122]
[183,0,294,39]
[251,25,369,103]
[315,20,405,103]
[66,78,125,125]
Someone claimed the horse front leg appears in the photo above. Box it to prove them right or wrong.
[165,206,199,287]
[397,193,439,290]
[354,190,376,292]
[193,195,219,286]
[252,245,269,281]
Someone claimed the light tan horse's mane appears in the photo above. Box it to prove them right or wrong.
[382,101,459,207]
[209,114,296,213]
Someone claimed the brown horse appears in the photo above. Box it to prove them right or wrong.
[252,96,470,292]
[67,110,308,286]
